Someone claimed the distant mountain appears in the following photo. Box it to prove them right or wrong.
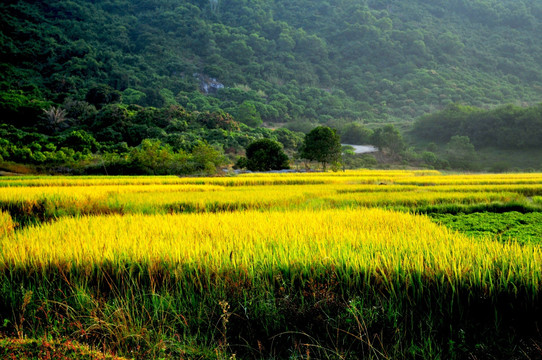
[2,0,542,126]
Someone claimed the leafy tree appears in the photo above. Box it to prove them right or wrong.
[234,156,249,170]
[244,138,289,171]
[85,85,121,109]
[273,128,304,150]
[62,99,97,126]
[224,40,254,65]
[61,130,99,153]
[236,101,262,128]
[196,111,240,131]
[0,90,51,127]
[371,125,405,155]
[128,139,176,175]
[189,141,225,174]
[299,126,341,171]
[340,123,373,145]
[122,88,147,105]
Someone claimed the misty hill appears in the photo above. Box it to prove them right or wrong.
[2,0,542,128]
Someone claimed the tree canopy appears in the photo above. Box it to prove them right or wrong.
[2,0,542,126]
[372,125,405,155]
[244,138,290,171]
[300,126,342,171]
[413,103,542,149]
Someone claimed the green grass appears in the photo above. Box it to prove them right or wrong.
[4,260,541,359]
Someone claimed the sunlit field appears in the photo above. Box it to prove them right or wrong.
[2,170,542,359]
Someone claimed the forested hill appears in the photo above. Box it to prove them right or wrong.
[2,0,542,127]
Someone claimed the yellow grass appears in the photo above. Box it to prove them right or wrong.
[0,211,14,238]
[2,208,540,292]
[395,173,542,185]
[0,170,439,188]
[0,181,525,216]
[0,184,224,200]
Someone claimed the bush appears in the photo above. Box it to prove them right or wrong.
[245,138,290,171]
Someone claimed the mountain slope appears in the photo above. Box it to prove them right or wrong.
[1,0,542,126]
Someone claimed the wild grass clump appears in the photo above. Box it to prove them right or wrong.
[0,210,15,237]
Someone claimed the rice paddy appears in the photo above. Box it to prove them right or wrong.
[1,170,542,359]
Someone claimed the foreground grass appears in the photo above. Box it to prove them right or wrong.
[0,337,129,360]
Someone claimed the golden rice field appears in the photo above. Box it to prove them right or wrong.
[1,170,542,359]
[3,209,542,292]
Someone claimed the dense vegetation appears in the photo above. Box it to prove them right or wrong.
[432,211,542,245]
[2,171,542,358]
[2,0,542,124]
[0,103,306,174]
[2,0,542,173]
[408,103,542,171]
[240,138,290,171]
[413,103,542,149]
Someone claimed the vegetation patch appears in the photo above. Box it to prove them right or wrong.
[431,211,542,245]
[0,337,128,360]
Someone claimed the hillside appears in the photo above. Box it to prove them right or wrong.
[2,0,542,128]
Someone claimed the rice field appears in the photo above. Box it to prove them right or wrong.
[1,170,542,359]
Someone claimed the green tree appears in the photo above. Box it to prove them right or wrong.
[61,130,99,153]
[445,135,477,170]
[189,141,225,174]
[0,90,51,128]
[224,40,254,65]
[85,85,121,109]
[244,138,290,171]
[236,101,262,128]
[340,123,373,145]
[273,128,304,150]
[299,126,342,171]
[128,139,175,174]
[371,125,405,155]
[197,111,240,131]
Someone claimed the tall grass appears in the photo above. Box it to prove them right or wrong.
[0,210,14,237]
[3,208,541,292]
[0,170,425,187]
